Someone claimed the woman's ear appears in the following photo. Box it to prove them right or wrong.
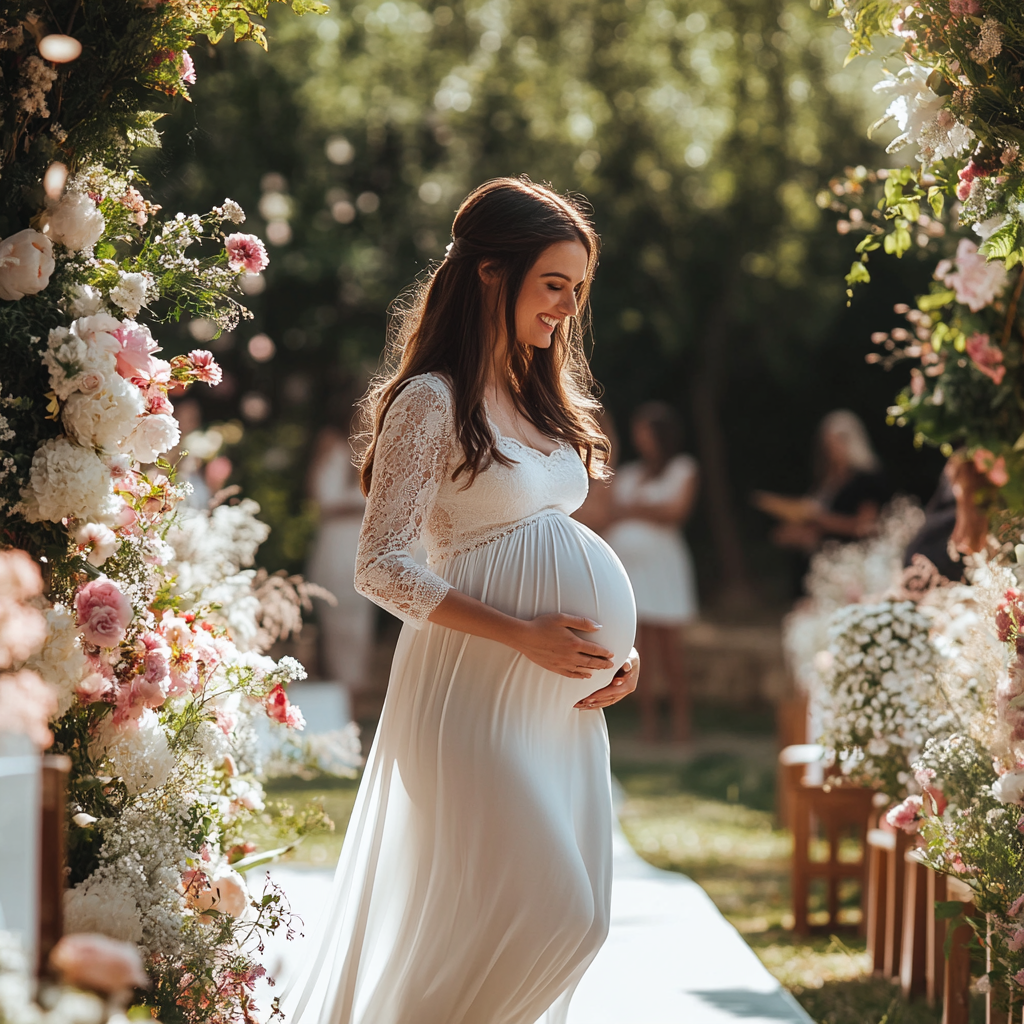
[477,259,500,286]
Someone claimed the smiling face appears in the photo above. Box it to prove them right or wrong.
[513,239,590,351]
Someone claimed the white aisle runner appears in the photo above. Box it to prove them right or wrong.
[257,820,811,1024]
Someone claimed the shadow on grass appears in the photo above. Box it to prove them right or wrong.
[795,975,984,1024]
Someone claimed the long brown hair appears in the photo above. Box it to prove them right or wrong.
[359,176,609,494]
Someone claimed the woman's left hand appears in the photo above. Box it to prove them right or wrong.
[574,647,639,710]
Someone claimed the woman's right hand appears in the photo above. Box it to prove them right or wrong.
[511,613,615,678]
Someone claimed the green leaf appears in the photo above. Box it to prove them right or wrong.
[232,843,299,873]
[935,900,966,920]
[1007,249,1022,271]
[928,186,945,218]
[292,0,330,12]
[845,261,871,285]
[979,221,1019,262]
[855,235,881,253]
[883,223,912,257]
[918,289,956,312]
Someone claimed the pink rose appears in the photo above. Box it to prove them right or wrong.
[187,349,223,385]
[49,932,148,995]
[75,579,133,648]
[264,683,305,729]
[75,671,112,704]
[225,233,269,274]
[885,795,923,833]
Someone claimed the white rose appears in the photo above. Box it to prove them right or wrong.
[109,272,152,319]
[0,228,55,300]
[126,413,179,463]
[21,436,122,524]
[63,374,144,451]
[73,312,122,352]
[39,192,106,253]
[993,770,1024,805]
[75,522,118,566]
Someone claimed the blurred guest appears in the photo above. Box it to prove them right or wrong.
[572,409,619,533]
[306,379,374,705]
[754,409,889,552]
[605,401,699,742]
[903,460,963,581]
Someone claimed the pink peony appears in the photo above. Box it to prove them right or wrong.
[935,238,1009,313]
[50,933,148,996]
[225,233,269,274]
[75,578,133,648]
[965,333,1005,385]
[180,51,196,85]
[187,349,223,385]
[886,795,924,833]
[112,321,170,387]
[1008,928,1024,952]
[265,682,305,729]
[1010,893,1024,917]
[949,0,981,15]
[75,670,112,704]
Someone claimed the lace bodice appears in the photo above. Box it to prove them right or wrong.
[354,373,589,626]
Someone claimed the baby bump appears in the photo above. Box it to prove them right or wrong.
[439,511,636,687]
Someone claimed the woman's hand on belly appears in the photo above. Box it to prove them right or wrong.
[511,613,616,679]
[575,647,640,709]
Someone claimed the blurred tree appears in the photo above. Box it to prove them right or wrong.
[145,0,941,606]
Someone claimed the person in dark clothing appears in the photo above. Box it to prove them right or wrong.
[754,409,890,549]
[903,462,963,581]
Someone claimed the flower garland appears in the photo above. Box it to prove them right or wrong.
[0,2,332,1022]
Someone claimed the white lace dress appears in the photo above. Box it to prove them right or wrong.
[283,373,636,1024]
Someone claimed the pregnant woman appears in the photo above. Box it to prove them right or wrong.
[285,177,638,1024]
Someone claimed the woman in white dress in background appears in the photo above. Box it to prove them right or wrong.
[606,401,698,742]
[284,177,639,1024]
[306,376,375,712]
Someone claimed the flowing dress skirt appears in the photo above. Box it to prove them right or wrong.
[285,509,636,1024]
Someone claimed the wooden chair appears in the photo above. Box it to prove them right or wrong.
[900,848,929,998]
[865,826,912,976]
[776,696,809,830]
[38,754,70,974]
[790,780,876,936]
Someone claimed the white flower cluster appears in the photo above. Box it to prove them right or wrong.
[783,498,924,696]
[873,63,974,164]
[90,710,175,796]
[820,600,946,794]
[165,500,271,650]
[64,795,194,955]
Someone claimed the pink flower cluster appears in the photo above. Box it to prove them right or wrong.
[225,233,269,274]
[75,578,133,649]
[49,932,149,996]
[948,0,981,15]
[972,446,1009,487]
[265,682,305,729]
[956,159,991,201]
[886,794,924,833]
[169,349,223,388]
[965,332,1005,386]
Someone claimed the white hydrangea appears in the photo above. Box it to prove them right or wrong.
[64,875,145,945]
[67,284,107,318]
[39,191,105,254]
[21,603,88,717]
[125,412,179,463]
[90,710,175,795]
[62,373,144,452]
[20,437,120,524]
[108,271,152,319]
[42,324,118,401]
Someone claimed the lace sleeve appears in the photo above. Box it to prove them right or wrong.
[354,375,454,628]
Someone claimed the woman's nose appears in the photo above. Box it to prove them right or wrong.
[559,292,579,317]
